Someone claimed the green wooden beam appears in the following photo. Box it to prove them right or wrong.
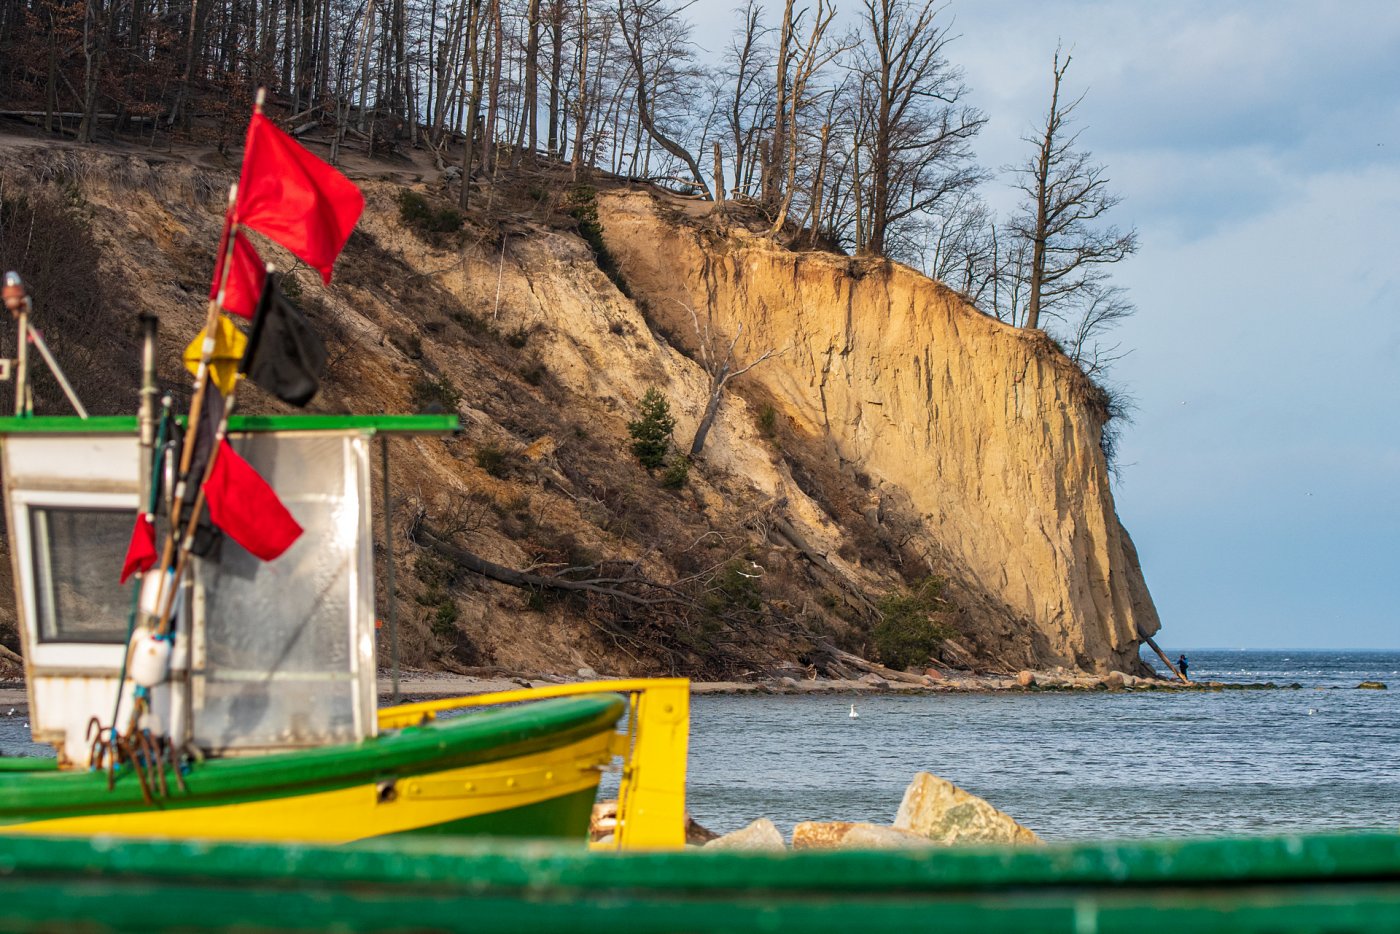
[0,414,459,435]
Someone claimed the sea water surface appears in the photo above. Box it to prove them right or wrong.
[676,649,1400,840]
[1,649,1395,841]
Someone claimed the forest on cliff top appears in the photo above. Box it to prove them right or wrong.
[0,0,1138,386]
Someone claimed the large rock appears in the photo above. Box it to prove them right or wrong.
[893,772,1042,846]
[792,821,935,850]
[703,818,786,851]
[1016,670,1036,688]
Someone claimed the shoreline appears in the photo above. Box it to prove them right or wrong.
[0,670,1314,721]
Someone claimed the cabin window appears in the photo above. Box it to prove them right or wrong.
[28,506,132,644]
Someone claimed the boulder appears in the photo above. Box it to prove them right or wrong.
[1103,671,1126,691]
[893,772,1043,846]
[1358,681,1388,690]
[685,813,721,846]
[577,667,599,679]
[703,818,786,851]
[1016,670,1035,688]
[859,672,890,689]
[792,821,935,850]
[924,667,945,681]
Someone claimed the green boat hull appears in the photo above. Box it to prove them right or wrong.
[0,694,624,843]
[0,831,1396,932]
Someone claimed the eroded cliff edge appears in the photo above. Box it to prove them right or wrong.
[597,191,1159,673]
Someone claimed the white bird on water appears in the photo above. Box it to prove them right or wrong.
[849,703,859,719]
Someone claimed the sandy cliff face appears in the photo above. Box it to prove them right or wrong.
[598,191,1160,673]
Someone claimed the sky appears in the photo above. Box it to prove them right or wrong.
[690,0,1400,650]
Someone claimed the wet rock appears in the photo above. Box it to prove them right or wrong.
[893,772,1043,846]
[1358,681,1388,690]
[685,813,721,845]
[703,818,786,851]
[1016,670,1035,688]
[792,821,935,850]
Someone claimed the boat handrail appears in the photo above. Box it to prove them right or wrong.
[377,679,690,851]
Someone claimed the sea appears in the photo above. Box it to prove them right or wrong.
[2,649,1395,842]
[674,649,1400,840]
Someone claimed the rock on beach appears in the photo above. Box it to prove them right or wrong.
[792,821,935,850]
[894,772,1042,845]
[703,818,786,851]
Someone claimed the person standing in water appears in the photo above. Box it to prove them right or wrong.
[1177,654,1190,680]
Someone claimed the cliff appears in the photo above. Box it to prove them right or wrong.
[0,130,1158,676]
[596,192,1159,673]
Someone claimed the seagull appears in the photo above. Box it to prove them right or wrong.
[1308,708,1319,716]
[4,708,13,717]
[849,703,859,719]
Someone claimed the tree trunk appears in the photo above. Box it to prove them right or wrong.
[688,371,727,458]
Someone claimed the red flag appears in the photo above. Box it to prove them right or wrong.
[208,228,267,320]
[204,439,304,561]
[236,112,364,283]
[119,513,158,584]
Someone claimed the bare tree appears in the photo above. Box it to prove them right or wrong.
[615,0,712,198]
[849,0,986,258]
[1013,47,1137,331]
[1058,284,1133,379]
[764,0,845,238]
[681,301,783,457]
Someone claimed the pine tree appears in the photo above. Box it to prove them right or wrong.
[627,388,675,469]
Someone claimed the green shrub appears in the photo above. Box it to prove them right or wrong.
[661,456,690,489]
[627,388,675,469]
[705,560,764,617]
[398,190,464,242]
[758,404,778,438]
[410,375,461,412]
[431,599,460,636]
[451,309,498,339]
[475,443,509,478]
[871,578,953,670]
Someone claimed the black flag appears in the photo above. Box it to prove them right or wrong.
[239,271,327,407]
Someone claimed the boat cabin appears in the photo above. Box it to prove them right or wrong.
[0,415,453,767]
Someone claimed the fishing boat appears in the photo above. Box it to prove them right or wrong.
[0,407,693,845]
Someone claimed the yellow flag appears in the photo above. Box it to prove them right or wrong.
[183,316,248,397]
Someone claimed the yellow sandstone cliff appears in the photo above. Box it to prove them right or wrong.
[597,191,1159,673]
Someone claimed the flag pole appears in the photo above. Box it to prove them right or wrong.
[147,85,267,632]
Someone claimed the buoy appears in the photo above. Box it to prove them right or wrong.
[849,703,859,719]
[129,631,173,688]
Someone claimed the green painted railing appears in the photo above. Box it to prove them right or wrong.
[0,414,459,435]
[0,832,1396,932]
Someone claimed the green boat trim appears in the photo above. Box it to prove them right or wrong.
[0,832,1397,933]
[0,413,460,435]
[0,694,624,822]
[388,785,600,839]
